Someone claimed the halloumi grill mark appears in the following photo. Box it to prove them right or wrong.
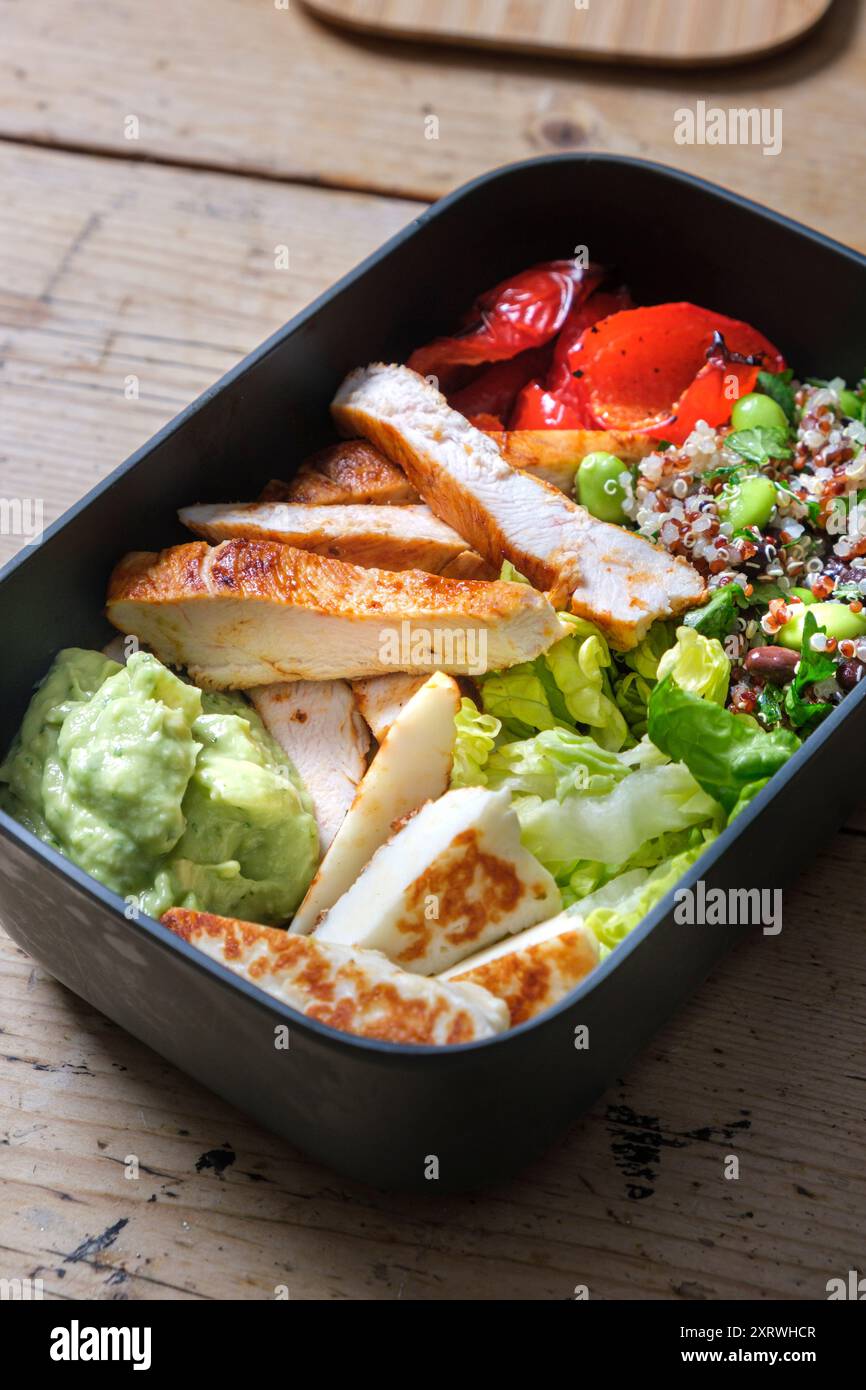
[163,909,508,1044]
[180,501,469,574]
[314,787,561,975]
[292,672,460,934]
[106,539,562,688]
[440,912,600,1026]
[250,680,370,851]
[332,364,705,648]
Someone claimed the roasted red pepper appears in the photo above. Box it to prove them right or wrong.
[447,345,554,429]
[509,288,632,430]
[568,302,785,444]
[407,260,602,386]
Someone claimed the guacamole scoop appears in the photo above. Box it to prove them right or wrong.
[0,648,319,924]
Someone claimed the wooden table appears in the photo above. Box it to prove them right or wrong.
[1,0,864,1301]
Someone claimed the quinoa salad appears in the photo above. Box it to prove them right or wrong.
[618,374,866,728]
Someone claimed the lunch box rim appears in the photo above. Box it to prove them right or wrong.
[1,151,865,1062]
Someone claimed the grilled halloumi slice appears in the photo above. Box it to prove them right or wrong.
[332,364,705,648]
[250,680,369,851]
[292,671,460,934]
[440,913,599,1026]
[106,539,561,688]
[314,787,561,976]
[163,908,508,1044]
[486,429,656,494]
[350,672,428,742]
[180,501,469,574]
[261,439,419,506]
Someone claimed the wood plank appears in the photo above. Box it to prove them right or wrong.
[0,0,864,247]
[0,143,421,567]
[2,824,864,1300]
[305,0,832,67]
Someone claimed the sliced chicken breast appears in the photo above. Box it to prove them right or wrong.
[486,429,656,494]
[332,364,705,648]
[440,913,599,1026]
[438,550,498,581]
[292,671,460,934]
[249,680,369,851]
[261,439,419,506]
[180,501,469,574]
[106,539,561,688]
[163,908,508,1044]
[350,672,428,742]
[314,787,561,976]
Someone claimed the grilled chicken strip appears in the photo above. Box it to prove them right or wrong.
[440,913,599,1026]
[350,672,427,742]
[250,680,369,851]
[486,429,656,494]
[314,787,561,976]
[292,672,460,934]
[438,550,498,581]
[180,501,469,574]
[332,364,705,648]
[261,439,419,506]
[106,539,561,688]
[163,909,508,1044]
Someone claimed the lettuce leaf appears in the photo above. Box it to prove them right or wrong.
[484,727,629,801]
[648,675,800,813]
[656,627,730,705]
[513,762,718,872]
[576,838,716,955]
[480,613,628,749]
[559,823,717,909]
[450,698,501,788]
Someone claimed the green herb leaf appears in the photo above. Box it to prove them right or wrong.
[684,585,747,640]
[726,426,794,465]
[783,609,835,730]
[756,684,783,727]
[757,369,796,425]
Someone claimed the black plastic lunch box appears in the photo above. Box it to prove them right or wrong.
[2,155,865,1192]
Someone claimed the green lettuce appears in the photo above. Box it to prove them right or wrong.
[575,838,716,955]
[513,761,717,873]
[559,823,717,909]
[648,675,800,814]
[484,727,629,801]
[480,613,627,749]
[656,627,731,705]
[450,698,501,788]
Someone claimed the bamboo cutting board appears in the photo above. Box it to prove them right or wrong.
[302,0,833,66]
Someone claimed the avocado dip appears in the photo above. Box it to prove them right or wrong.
[0,648,319,923]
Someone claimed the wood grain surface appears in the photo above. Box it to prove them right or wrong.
[303,0,833,66]
[0,0,865,1302]
[0,0,862,246]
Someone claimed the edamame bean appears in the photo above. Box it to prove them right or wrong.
[730,392,789,432]
[717,475,777,532]
[576,451,627,523]
[838,388,863,420]
[778,600,866,650]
